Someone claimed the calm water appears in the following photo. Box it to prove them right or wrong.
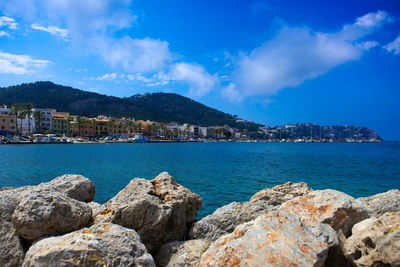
[1,142,399,218]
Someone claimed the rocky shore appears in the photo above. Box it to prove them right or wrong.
[1,173,399,267]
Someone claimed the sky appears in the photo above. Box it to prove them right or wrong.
[0,0,399,140]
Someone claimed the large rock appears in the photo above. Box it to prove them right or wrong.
[39,174,96,202]
[155,239,211,267]
[358,189,400,217]
[198,190,368,267]
[95,172,202,253]
[344,212,400,266]
[12,189,92,241]
[189,181,312,241]
[0,188,34,266]
[22,223,155,267]
[0,175,95,265]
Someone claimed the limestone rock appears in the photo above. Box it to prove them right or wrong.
[22,223,155,267]
[95,172,202,253]
[88,201,102,216]
[155,239,211,267]
[344,212,400,266]
[358,189,400,217]
[0,188,32,266]
[198,189,368,266]
[12,189,92,241]
[189,181,312,241]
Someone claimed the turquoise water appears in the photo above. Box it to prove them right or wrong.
[1,142,399,218]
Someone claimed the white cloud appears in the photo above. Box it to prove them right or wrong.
[96,73,118,81]
[31,23,68,40]
[0,16,18,29]
[101,37,173,72]
[356,41,379,50]
[169,62,218,98]
[0,50,50,75]
[0,30,10,37]
[384,35,400,55]
[224,10,393,101]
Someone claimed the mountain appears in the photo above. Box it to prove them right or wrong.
[0,81,260,130]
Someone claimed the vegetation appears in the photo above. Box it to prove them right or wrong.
[0,81,261,131]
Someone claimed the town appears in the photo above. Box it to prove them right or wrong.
[0,104,382,144]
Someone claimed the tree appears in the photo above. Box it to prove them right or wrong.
[33,110,43,133]
[10,104,20,135]
[24,103,33,137]
[18,111,26,136]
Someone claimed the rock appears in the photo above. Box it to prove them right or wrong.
[95,172,202,253]
[344,212,400,266]
[358,189,400,217]
[39,174,96,202]
[189,181,312,241]
[22,223,155,267]
[0,220,25,267]
[0,188,32,266]
[88,201,102,216]
[155,239,211,267]
[198,189,368,267]
[12,189,92,241]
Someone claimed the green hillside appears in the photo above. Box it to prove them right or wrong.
[0,81,260,130]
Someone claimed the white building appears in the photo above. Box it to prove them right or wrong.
[17,113,36,136]
[33,108,54,132]
[199,127,207,137]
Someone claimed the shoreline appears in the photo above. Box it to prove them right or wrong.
[0,139,384,145]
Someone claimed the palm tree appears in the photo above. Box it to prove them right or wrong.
[91,119,96,139]
[18,111,26,136]
[76,116,84,136]
[10,104,20,135]
[33,110,43,134]
[24,103,33,137]
[106,120,113,136]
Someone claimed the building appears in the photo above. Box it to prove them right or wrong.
[18,112,36,136]
[52,113,70,135]
[0,105,17,136]
[32,108,54,133]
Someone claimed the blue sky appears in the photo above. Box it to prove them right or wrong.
[0,0,400,140]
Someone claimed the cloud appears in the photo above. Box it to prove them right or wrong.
[0,50,50,74]
[31,23,68,40]
[0,30,10,37]
[100,37,173,72]
[223,10,393,102]
[96,73,118,81]
[0,16,18,29]
[384,35,400,55]
[169,63,218,98]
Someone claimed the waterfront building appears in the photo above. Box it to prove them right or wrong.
[0,105,17,136]
[32,108,54,133]
[52,113,70,135]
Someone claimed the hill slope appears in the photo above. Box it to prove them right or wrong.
[0,81,259,129]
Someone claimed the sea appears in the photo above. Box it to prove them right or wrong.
[1,142,399,218]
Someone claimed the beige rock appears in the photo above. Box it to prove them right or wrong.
[22,223,155,267]
[189,181,312,241]
[198,189,368,267]
[155,239,211,267]
[359,189,400,217]
[40,174,95,202]
[344,211,400,266]
[12,189,92,241]
[95,172,202,253]
[0,174,95,265]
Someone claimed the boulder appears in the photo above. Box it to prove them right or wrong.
[39,174,96,202]
[344,212,400,266]
[358,189,400,217]
[0,188,33,266]
[22,223,155,267]
[189,181,312,241]
[95,172,202,253]
[155,239,211,267]
[198,190,368,267]
[12,189,92,241]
